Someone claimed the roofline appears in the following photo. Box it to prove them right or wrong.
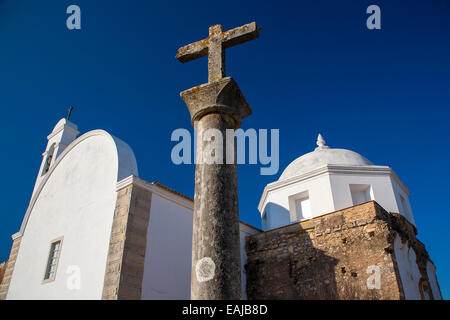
[116,176,261,232]
[16,129,137,238]
[260,200,380,234]
[239,220,262,233]
[258,164,410,212]
[117,176,194,211]
[152,181,194,203]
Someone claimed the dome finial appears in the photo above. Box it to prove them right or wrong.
[315,133,329,150]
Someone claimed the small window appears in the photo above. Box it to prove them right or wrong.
[43,238,63,283]
[288,190,312,222]
[41,143,56,176]
[350,184,372,206]
[296,194,311,221]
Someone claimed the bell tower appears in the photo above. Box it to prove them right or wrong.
[31,116,79,197]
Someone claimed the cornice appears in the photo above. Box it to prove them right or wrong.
[117,175,194,211]
[116,176,262,233]
[11,232,22,241]
[258,164,409,212]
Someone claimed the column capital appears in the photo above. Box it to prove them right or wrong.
[180,77,252,128]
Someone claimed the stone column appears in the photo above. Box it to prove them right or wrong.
[181,77,251,300]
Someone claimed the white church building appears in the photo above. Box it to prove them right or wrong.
[0,119,441,300]
[0,118,259,300]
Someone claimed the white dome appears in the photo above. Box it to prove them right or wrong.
[279,134,373,180]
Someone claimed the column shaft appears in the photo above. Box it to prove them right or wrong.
[191,113,241,300]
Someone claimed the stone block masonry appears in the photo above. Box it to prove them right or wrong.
[0,261,6,285]
[102,183,152,300]
[0,235,22,300]
[245,201,437,300]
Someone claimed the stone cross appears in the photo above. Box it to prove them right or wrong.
[176,22,260,82]
[177,22,260,300]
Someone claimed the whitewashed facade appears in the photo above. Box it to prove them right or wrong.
[5,119,260,300]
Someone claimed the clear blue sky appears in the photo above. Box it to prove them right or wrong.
[0,0,449,298]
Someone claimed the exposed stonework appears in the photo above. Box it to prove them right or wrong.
[102,183,152,300]
[0,236,22,300]
[0,261,7,285]
[245,201,438,300]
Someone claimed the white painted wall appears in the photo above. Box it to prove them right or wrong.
[141,193,193,300]
[391,180,415,226]
[260,166,415,230]
[262,202,290,231]
[329,172,400,214]
[426,261,442,300]
[7,131,137,300]
[140,189,261,299]
[393,235,422,300]
[261,173,334,231]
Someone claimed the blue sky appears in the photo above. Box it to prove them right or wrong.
[0,0,449,298]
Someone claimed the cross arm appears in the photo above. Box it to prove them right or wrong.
[176,39,209,63]
[223,22,260,49]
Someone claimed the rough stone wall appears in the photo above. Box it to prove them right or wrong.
[0,236,22,300]
[102,183,152,300]
[0,261,7,285]
[245,201,436,300]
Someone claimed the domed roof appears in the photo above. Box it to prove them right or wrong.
[279,134,373,180]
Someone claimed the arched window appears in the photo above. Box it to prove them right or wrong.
[41,143,56,176]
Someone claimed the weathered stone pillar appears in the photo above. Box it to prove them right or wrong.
[176,21,259,299]
[181,77,251,300]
